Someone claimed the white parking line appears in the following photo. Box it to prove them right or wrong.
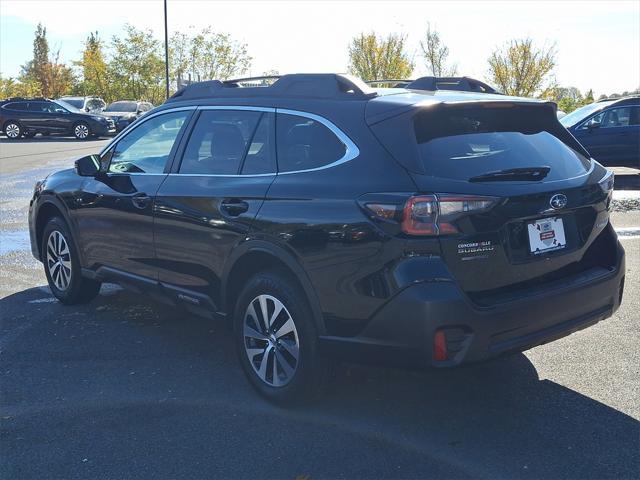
[616,227,640,240]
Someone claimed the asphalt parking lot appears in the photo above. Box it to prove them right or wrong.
[1,138,639,479]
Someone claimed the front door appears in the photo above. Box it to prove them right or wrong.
[153,108,276,309]
[73,110,192,279]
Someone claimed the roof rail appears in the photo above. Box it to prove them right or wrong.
[597,94,640,103]
[0,96,48,102]
[406,76,498,94]
[225,75,281,87]
[365,79,413,88]
[167,73,377,102]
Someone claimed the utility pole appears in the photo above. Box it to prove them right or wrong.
[164,0,170,99]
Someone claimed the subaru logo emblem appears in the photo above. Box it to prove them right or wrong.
[550,193,568,210]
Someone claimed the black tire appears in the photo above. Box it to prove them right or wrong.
[234,270,327,404]
[3,121,22,140]
[73,122,91,140]
[41,216,101,305]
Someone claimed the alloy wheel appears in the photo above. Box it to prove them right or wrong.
[5,123,20,138]
[74,124,89,139]
[46,230,72,291]
[243,294,300,387]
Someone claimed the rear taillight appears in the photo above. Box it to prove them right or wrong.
[400,194,497,236]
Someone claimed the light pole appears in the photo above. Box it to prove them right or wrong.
[164,0,170,99]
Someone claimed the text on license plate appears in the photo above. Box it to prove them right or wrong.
[527,217,566,254]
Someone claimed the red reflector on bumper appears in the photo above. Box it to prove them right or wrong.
[434,330,448,361]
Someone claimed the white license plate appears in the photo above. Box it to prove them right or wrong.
[527,217,566,254]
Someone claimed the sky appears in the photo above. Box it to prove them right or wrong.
[1,0,639,97]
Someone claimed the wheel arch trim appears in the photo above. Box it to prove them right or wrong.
[33,196,81,263]
[221,239,326,335]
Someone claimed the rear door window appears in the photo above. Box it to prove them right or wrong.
[179,110,266,175]
[5,102,29,111]
[414,106,591,181]
[276,113,346,172]
[28,102,51,112]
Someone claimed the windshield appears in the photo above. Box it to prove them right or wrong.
[53,100,81,113]
[105,101,137,112]
[60,98,83,109]
[560,102,611,127]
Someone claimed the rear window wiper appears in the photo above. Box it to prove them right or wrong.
[469,166,551,182]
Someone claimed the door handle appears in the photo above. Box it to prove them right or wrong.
[131,193,151,209]
[221,199,249,216]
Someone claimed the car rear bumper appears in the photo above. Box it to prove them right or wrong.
[319,239,625,368]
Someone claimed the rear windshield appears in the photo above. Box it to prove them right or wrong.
[105,101,137,112]
[61,98,83,108]
[414,106,591,181]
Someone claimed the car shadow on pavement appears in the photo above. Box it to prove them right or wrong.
[1,286,638,479]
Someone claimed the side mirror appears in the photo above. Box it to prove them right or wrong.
[586,122,600,130]
[85,107,90,112]
[75,154,101,177]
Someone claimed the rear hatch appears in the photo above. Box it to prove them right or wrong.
[368,98,615,305]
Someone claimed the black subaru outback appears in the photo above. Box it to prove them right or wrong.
[1,97,115,139]
[28,74,625,403]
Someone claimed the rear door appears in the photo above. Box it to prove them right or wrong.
[5,102,32,129]
[28,101,68,133]
[153,107,276,309]
[370,103,613,303]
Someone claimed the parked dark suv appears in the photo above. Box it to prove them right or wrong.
[28,74,625,403]
[560,96,640,166]
[101,100,153,132]
[0,98,115,139]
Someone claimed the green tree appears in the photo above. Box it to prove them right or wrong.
[108,24,165,104]
[488,38,556,97]
[74,32,110,98]
[0,75,41,98]
[170,27,251,89]
[583,88,594,104]
[187,27,251,81]
[169,31,191,88]
[23,23,50,93]
[19,23,74,97]
[419,23,457,77]
[348,32,413,81]
[47,50,75,98]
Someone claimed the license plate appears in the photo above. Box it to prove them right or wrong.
[527,217,566,254]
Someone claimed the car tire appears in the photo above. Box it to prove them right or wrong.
[42,217,101,305]
[4,121,22,139]
[234,270,327,404]
[73,122,91,140]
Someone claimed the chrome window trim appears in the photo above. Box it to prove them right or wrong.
[276,108,360,175]
[167,173,276,178]
[98,105,360,177]
[198,105,276,113]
